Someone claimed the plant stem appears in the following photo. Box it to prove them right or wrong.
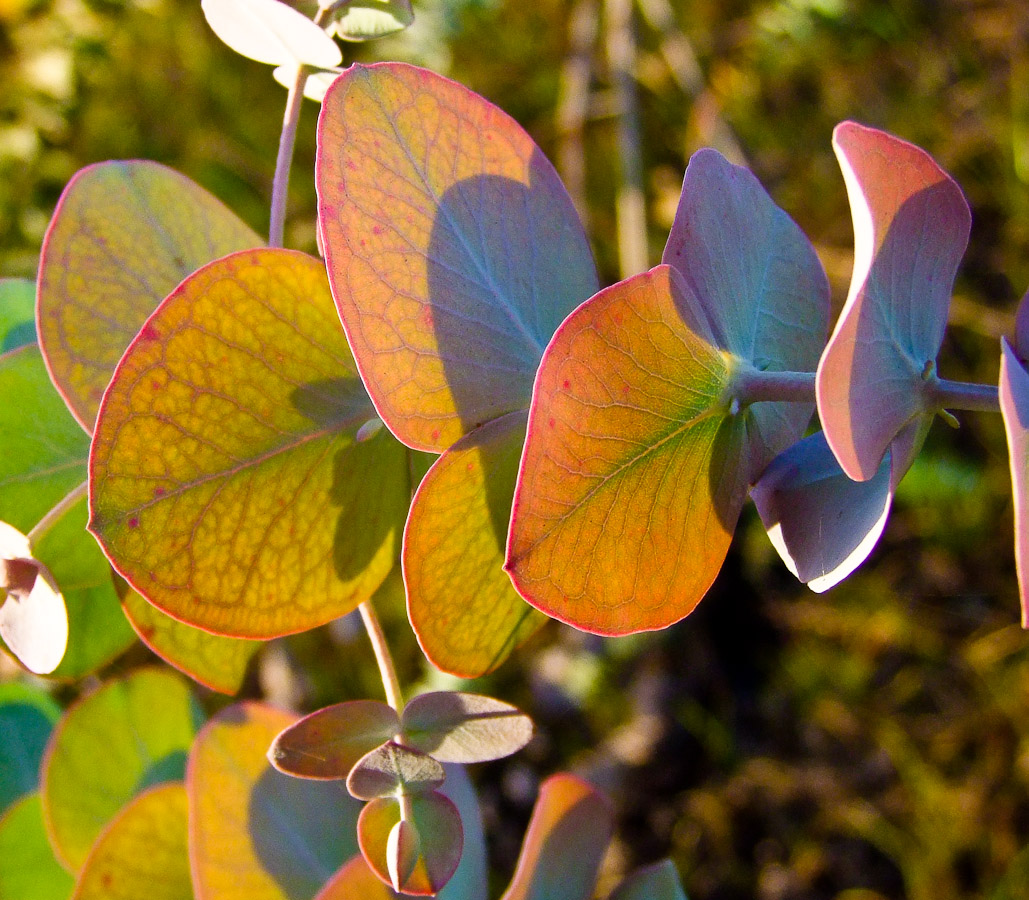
[27,480,88,548]
[930,377,1000,413]
[733,368,817,406]
[358,601,404,713]
[268,6,335,247]
[269,68,309,248]
[733,367,1001,415]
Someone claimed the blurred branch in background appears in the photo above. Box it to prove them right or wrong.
[605,0,648,277]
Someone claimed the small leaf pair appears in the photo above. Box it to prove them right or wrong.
[202,0,413,102]
[758,121,972,593]
[320,773,689,900]
[269,691,532,894]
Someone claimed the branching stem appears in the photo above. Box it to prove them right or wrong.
[732,366,1001,414]
[27,480,88,548]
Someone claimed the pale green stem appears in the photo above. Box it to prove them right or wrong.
[27,480,88,548]
[356,601,414,825]
[358,601,404,713]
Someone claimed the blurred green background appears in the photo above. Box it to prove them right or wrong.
[4,0,1029,897]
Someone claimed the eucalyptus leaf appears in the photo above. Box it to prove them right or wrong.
[346,742,445,801]
[403,692,533,764]
[327,0,413,41]
[202,0,342,67]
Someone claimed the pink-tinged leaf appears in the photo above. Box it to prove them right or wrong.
[0,522,67,675]
[42,668,198,871]
[751,431,893,592]
[387,820,420,891]
[188,703,361,900]
[662,148,830,479]
[358,791,463,896]
[817,121,971,481]
[1000,338,1029,627]
[402,692,533,764]
[507,266,749,635]
[499,774,613,900]
[121,589,261,695]
[269,700,399,780]
[37,161,261,431]
[405,411,546,677]
[201,0,342,67]
[89,249,411,639]
[318,766,487,900]
[347,742,445,801]
[608,860,687,900]
[315,856,401,900]
[317,62,598,452]
[72,783,191,900]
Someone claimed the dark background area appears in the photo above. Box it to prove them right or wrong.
[4,1,1029,897]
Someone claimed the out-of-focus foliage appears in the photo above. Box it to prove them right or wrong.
[5,1,1029,898]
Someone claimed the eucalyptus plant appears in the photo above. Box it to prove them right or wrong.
[1,0,1027,897]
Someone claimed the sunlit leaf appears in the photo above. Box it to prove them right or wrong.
[402,692,533,763]
[122,588,261,695]
[314,765,486,900]
[0,277,35,353]
[751,430,893,592]
[0,794,74,900]
[662,148,829,479]
[434,764,488,900]
[608,860,687,900]
[405,411,546,677]
[817,121,970,481]
[272,64,341,102]
[269,699,399,780]
[73,783,190,900]
[0,681,60,816]
[1000,337,1029,628]
[328,0,413,41]
[499,774,613,900]
[201,0,342,67]
[317,62,598,452]
[0,521,67,674]
[358,791,462,896]
[37,161,261,431]
[0,345,89,531]
[90,249,411,638]
[42,668,199,871]
[189,702,361,900]
[507,266,748,635]
[316,855,401,900]
[347,742,445,800]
